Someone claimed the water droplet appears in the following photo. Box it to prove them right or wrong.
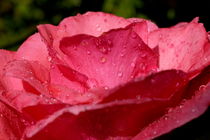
[107,39,112,45]
[0,114,3,117]
[140,63,146,70]
[120,53,125,57]
[204,57,208,61]
[112,63,116,66]
[131,62,135,67]
[153,131,157,135]
[191,108,196,113]
[199,85,206,90]
[168,108,173,113]
[96,24,102,31]
[100,57,107,64]
[87,51,91,55]
[47,56,52,62]
[136,95,141,100]
[151,78,155,83]
[176,82,180,87]
[131,32,137,39]
[104,86,109,90]
[163,116,168,120]
[118,72,123,77]
[99,47,108,54]
[73,45,77,50]
[87,78,98,88]
[81,40,88,46]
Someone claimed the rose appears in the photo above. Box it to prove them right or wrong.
[0,12,210,140]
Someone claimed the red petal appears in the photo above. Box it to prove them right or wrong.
[148,18,210,73]
[23,99,167,140]
[133,83,210,140]
[0,101,25,140]
[60,24,158,89]
[102,70,188,103]
[133,66,210,140]
[21,70,187,140]
[16,33,50,69]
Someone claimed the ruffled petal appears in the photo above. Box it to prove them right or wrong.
[2,60,49,95]
[60,24,158,89]
[133,66,210,140]
[0,101,25,140]
[148,18,210,74]
[0,50,15,76]
[102,70,188,103]
[16,33,50,69]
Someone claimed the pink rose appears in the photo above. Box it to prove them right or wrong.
[0,12,210,140]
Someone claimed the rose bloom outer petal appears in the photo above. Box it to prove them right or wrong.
[59,24,158,90]
[20,70,188,140]
[0,101,25,140]
[148,18,210,74]
[133,66,210,140]
[16,33,50,69]
[0,50,15,77]
[37,12,158,67]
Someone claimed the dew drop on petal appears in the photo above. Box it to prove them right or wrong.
[136,95,141,100]
[87,50,91,55]
[131,62,135,67]
[199,85,206,90]
[131,32,137,39]
[100,57,107,64]
[47,56,52,62]
[191,108,196,113]
[118,72,123,78]
[107,39,112,46]
[104,86,109,90]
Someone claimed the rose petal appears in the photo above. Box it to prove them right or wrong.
[102,70,188,103]
[133,66,210,140]
[0,50,15,76]
[133,83,210,140]
[37,12,158,68]
[22,99,168,140]
[60,24,158,89]
[0,101,25,140]
[16,33,50,69]
[0,90,49,111]
[21,70,187,139]
[2,60,49,95]
[148,18,210,74]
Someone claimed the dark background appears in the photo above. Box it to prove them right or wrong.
[0,0,210,139]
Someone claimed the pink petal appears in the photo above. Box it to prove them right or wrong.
[37,12,158,68]
[148,18,210,74]
[2,60,49,95]
[0,90,50,111]
[60,24,158,89]
[0,50,15,77]
[128,18,158,35]
[58,12,132,37]
[16,33,50,69]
